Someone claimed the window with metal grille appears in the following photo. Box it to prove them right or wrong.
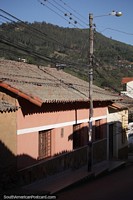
[38,129,52,160]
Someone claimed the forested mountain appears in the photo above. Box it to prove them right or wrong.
[0,21,133,91]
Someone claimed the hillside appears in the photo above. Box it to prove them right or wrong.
[0,21,133,91]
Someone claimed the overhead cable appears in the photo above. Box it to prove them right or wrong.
[0,9,76,51]
[59,0,87,22]
[52,0,88,27]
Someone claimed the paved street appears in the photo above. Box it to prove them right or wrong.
[57,164,133,200]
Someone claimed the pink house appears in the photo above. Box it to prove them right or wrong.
[0,59,121,169]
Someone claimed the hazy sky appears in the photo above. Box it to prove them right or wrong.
[0,0,133,45]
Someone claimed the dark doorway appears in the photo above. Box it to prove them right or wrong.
[73,124,81,149]
[109,124,114,159]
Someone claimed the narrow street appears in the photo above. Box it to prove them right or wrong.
[57,164,133,200]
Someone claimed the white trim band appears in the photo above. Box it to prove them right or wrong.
[17,115,107,135]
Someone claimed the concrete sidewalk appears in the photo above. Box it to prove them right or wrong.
[21,160,126,195]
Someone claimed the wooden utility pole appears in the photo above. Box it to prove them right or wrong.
[88,13,94,171]
[89,13,94,141]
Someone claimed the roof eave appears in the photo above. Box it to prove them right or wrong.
[0,82,43,107]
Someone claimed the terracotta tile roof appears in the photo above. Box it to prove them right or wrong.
[110,102,128,110]
[0,59,121,106]
[119,96,133,111]
[122,77,133,84]
[0,100,18,112]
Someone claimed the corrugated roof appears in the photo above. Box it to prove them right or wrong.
[0,59,121,106]
[0,100,18,112]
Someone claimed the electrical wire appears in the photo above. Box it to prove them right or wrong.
[0,13,66,48]
[50,0,88,28]
[0,33,89,69]
[0,33,121,97]
[1,6,132,95]
[38,0,78,28]
[100,27,133,36]
[59,0,87,22]
[0,9,90,69]
[0,36,52,62]
[39,0,89,29]
[0,8,90,66]
[0,14,15,24]
[0,9,78,51]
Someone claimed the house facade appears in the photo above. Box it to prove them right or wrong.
[0,59,125,171]
[16,100,109,169]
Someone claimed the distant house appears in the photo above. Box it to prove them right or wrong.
[121,77,133,98]
[18,58,27,63]
[0,59,124,170]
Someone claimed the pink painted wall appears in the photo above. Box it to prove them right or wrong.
[17,108,76,130]
[17,132,38,169]
[16,101,108,168]
[17,106,107,130]
[52,126,73,155]
[17,132,38,158]
[93,107,107,117]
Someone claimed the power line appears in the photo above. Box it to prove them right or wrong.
[38,0,88,28]
[38,0,78,28]
[0,9,90,68]
[0,36,53,62]
[59,0,87,22]
[0,14,15,24]
[1,13,88,65]
[0,9,77,51]
[0,27,123,95]
[0,9,89,69]
[0,14,60,48]
[100,27,133,36]
[0,32,89,69]
[95,68,120,93]
[50,0,88,28]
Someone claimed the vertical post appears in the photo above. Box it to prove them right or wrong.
[88,13,94,171]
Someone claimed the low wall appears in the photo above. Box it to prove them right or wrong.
[18,139,108,186]
[18,146,88,185]
[92,138,107,164]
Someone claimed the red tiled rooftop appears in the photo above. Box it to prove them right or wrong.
[121,77,133,84]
